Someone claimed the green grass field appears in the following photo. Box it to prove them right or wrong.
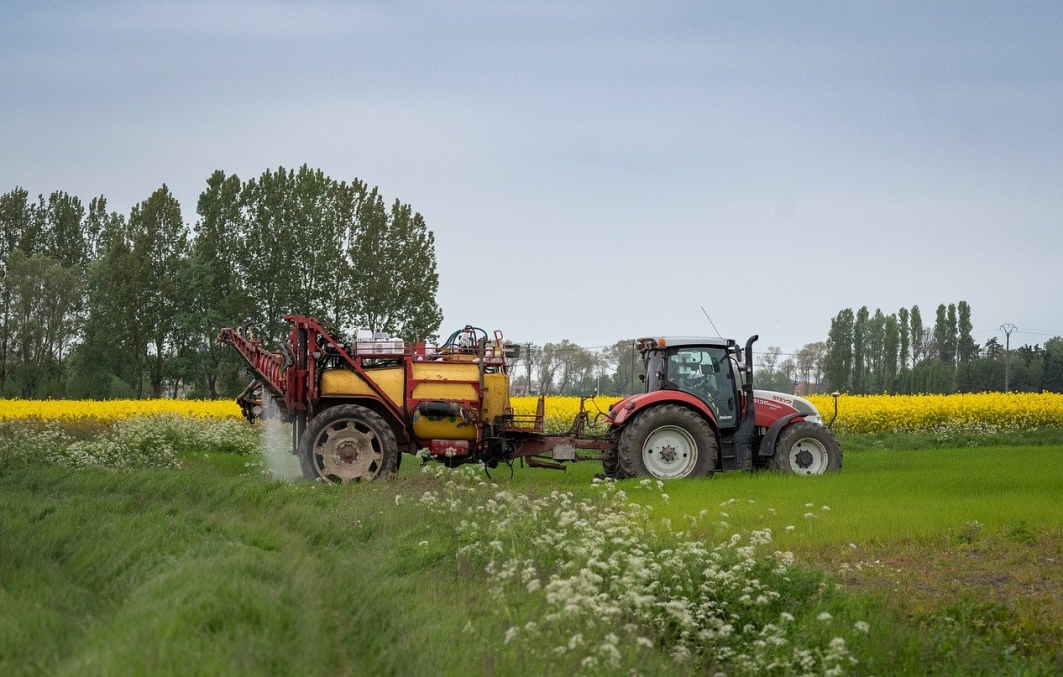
[2,441,1062,676]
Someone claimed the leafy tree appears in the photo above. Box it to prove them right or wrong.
[38,191,88,268]
[824,309,854,391]
[898,307,910,372]
[933,304,949,364]
[944,303,958,365]
[603,339,640,395]
[66,206,133,398]
[983,336,1003,359]
[883,313,899,393]
[536,342,562,394]
[957,301,976,363]
[4,251,83,397]
[347,193,442,341]
[756,346,782,382]
[866,309,885,391]
[910,305,924,364]
[1042,337,1063,393]
[553,341,598,395]
[853,307,869,393]
[128,186,189,397]
[237,166,322,343]
[0,188,34,391]
[184,171,254,397]
[796,341,827,393]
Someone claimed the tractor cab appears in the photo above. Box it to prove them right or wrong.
[637,337,745,430]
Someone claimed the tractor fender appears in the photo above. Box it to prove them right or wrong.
[608,390,717,429]
[757,412,810,458]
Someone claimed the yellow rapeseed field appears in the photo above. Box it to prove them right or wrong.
[512,392,1063,434]
[0,399,242,421]
[4,392,1063,434]
[805,392,1063,433]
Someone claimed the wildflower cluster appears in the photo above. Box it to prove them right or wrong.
[0,414,258,471]
[418,468,862,676]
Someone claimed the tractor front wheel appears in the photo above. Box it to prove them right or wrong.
[617,404,717,480]
[768,422,842,475]
[299,404,399,483]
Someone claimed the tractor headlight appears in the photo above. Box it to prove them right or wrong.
[791,395,823,426]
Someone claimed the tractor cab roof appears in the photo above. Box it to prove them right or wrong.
[635,336,736,352]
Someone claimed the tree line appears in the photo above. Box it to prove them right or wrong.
[7,170,1061,400]
[822,302,1063,394]
[510,299,1063,397]
[0,166,442,399]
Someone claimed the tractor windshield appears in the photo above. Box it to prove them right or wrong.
[665,346,738,426]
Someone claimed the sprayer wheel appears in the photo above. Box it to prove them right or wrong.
[299,404,398,483]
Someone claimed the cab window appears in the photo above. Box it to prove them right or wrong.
[666,346,737,425]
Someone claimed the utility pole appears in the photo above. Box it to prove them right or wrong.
[1000,323,1017,392]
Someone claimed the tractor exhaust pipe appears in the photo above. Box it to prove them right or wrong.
[734,334,759,470]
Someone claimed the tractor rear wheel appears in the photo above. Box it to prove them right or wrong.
[299,404,398,483]
[768,422,842,475]
[617,404,716,480]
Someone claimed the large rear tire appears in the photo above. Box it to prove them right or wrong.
[299,404,399,483]
[617,404,717,480]
[768,422,842,475]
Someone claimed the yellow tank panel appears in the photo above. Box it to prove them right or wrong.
[410,361,480,402]
[320,366,405,406]
[411,362,480,381]
[320,361,511,443]
[482,372,510,420]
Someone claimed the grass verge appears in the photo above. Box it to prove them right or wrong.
[2,439,1062,675]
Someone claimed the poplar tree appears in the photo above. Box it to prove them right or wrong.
[944,303,958,365]
[910,305,924,365]
[883,313,899,393]
[898,307,910,371]
[957,300,976,363]
[824,308,854,391]
[853,306,869,393]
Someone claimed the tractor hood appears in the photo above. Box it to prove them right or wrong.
[752,390,823,427]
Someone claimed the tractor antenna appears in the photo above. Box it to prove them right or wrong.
[700,306,723,338]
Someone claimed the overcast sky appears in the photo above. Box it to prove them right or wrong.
[3,1,1061,354]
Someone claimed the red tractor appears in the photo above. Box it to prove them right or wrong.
[602,335,842,479]
[219,317,841,482]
